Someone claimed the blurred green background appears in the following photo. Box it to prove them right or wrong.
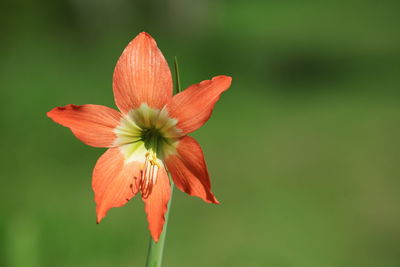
[1,0,400,266]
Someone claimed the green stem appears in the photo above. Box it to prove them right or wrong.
[145,57,182,267]
[174,56,182,94]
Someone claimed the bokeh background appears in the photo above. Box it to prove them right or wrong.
[1,0,400,266]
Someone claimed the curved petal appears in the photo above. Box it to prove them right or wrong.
[93,147,142,223]
[165,136,219,204]
[142,166,171,242]
[167,75,231,134]
[47,104,121,147]
[113,32,173,113]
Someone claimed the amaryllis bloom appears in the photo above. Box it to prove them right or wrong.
[47,32,232,242]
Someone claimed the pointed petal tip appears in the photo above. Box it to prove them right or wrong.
[204,195,220,204]
[138,31,153,39]
[145,213,164,244]
[96,210,105,224]
[144,208,166,244]
[46,110,53,119]
[212,198,220,204]
[46,105,62,118]
[215,74,232,80]
[132,32,157,46]
[46,105,63,116]
[47,104,83,119]
[46,105,65,121]
[213,75,232,85]
[151,234,160,243]
[146,217,163,244]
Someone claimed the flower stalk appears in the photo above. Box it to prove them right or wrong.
[145,57,182,267]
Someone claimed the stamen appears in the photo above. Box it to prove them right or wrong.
[141,151,160,198]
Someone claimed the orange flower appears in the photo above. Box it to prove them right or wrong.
[47,32,232,242]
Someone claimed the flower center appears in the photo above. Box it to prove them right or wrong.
[114,104,181,195]
[141,127,163,152]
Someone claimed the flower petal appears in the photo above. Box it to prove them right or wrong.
[93,147,141,223]
[113,32,173,113]
[166,136,219,204]
[142,166,171,242]
[47,104,121,147]
[167,75,232,134]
